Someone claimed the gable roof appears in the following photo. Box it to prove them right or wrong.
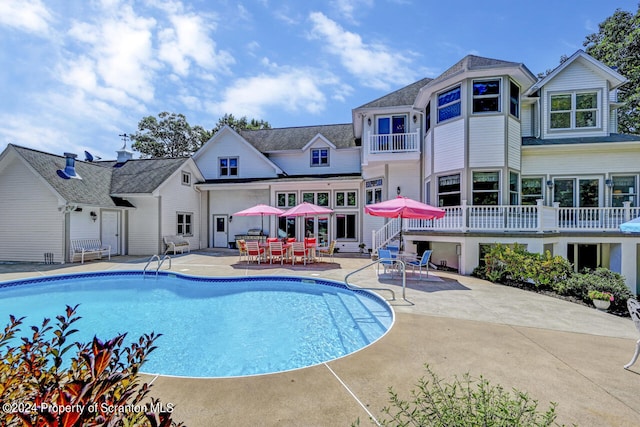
[356,77,433,109]
[524,50,627,96]
[106,157,188,194]
[238,123,355,151]
[6,144,190,206]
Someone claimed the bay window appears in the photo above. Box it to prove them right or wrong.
[472,171,499,205]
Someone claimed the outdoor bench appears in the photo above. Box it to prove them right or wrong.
[70,238,111,264]
[163,235,190,254]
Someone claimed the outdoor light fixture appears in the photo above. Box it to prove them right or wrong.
[546,180,554,189]
[413,114,417,123]
[397,186,401,195]
[605,179,614,188]
[90,211,97,222]
[229,215,233,222]
[367,117,372,126]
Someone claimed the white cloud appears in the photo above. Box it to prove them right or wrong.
[0,0,53,35]
[308,12,417,90]
[158,12,234,76]
[330,0,373,23]
[209,68,337,120]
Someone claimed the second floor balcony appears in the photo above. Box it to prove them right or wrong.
[368,131,419,154]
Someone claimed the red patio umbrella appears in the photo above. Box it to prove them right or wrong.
[365,196,445,250]
[233,204,284,233]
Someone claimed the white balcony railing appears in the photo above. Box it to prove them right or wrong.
[368,132,419,153]
[371,201,639,253]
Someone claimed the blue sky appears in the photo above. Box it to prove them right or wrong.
[1,0,638,160]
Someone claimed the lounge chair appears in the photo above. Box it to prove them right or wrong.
[377,249,396,276]
[269,241,285,265]
[407,250,433,279]
[318,240,336,262]
[624,298,640,369]
[291,241,309,265]
[246,241,265,264]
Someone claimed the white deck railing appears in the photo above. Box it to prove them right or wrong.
[371,201,638,253]
[368,132,419,153]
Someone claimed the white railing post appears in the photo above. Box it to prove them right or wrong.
[623,201,631,222]
[461,200,468,232]
[536,199,544,233]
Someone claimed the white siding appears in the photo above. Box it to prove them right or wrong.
[0,157,65,262]
[159,166,202,250]
[424,129,432,177]
[433,120,465,173]
[69,208,102,240]
[269,144,360,175]
[469,116,505,168]
[195,131,279,179]
[541,60,609,139]
[127,196,160,255]
[210,189,271,239]
[522,145,640,176]
[507,117,521,170]
[521,104,533,137]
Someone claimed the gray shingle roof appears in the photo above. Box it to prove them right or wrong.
[10,145,189,206]
[357,77,433,109]
[428,55,524,88]
[107,157,188,194]
[522,134,640,146]
[238,124,355,151]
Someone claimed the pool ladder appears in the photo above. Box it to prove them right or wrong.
[143,254,172,278]
[344,258,412,304]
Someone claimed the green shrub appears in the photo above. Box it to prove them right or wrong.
[354,365,560,427]
[557,267,632,312]
[0,305,183,427]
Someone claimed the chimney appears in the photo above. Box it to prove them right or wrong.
[56,152,82,180]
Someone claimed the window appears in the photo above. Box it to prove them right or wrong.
[611,176,637,207]
[521,178,543,205]
[437,85,461,122]
[177,212,193,236]
[336,214,356,239]
[425,102,431,132]
[181,171,191,186]
[277,192,297,207]
[472,171,499,205]
[302,192,329,206]
[311,148,329,166]
[509,81,520,118]
[509,172,519,205]
[335,191,357,207]
[365,179,383,205]
[550,91,598,129]
[472,79,500,113]
[438,174,460,207]
[219,157,238,176]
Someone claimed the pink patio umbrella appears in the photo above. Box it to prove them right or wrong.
[233,204,284,234]
[279,202,334,217]
[365,196,446,250]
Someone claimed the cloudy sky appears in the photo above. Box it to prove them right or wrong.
[1,0,637,159]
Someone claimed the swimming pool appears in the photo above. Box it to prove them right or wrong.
[0,272,393,378]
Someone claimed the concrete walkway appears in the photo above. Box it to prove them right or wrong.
[1,250,639,426]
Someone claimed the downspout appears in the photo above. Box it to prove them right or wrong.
[157,195,163,255]
[194,185,202,250]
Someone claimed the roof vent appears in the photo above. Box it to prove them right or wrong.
[116,133,133,165]
[56,153,82,180]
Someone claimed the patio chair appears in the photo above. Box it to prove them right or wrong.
[318,240,336,262]
[624,298,640,369]
[377,249,397,276]
[386,244,399,259]
[291,241,309,265]
[407,250,432,279]
[269,241,285,265]
[246,241,265,264]
[304,237,317,262]
[236,239,248,262]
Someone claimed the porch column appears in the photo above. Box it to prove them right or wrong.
[620,239,638,295]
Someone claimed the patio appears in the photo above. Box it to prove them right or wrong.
[0,250,639,426]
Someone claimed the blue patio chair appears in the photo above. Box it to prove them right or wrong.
[386,244,399,259]
[407,250,432,279]
[377,249,397,276]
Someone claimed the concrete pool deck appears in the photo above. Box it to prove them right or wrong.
[1,250,639,426]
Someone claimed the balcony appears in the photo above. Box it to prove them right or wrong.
[371,201,640,250]
[368,132,419,154]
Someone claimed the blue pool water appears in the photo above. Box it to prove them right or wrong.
[0,272,393,377]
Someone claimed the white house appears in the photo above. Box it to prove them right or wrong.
[1,49,639,293]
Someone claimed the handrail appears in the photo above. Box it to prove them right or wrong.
[143,254,171,278]
[344,258,412,304]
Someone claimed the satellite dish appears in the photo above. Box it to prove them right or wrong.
[84,150,94,162]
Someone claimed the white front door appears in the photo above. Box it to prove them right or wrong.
[213,215,228,248]
[101,211,120,254]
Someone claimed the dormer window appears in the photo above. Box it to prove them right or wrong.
[311,148,329,166]
[219,157,238,177]
[181,171,191,186]
[550,91,598,130]
[472,79,500,113]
